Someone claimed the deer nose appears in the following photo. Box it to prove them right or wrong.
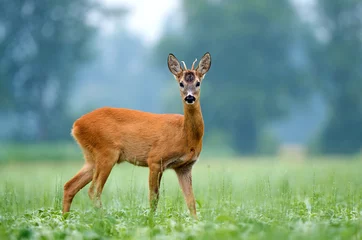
[184,95,196,104]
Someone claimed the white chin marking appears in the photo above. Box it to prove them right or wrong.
[185,101,195,105]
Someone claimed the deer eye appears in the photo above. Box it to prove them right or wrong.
[179,82,184,88]
[196,81,200,87]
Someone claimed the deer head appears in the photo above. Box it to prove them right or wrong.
[168,52,211,105]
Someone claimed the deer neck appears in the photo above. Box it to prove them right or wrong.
[183,101,204,144]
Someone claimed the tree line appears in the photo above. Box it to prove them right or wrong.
[1,0,361,155]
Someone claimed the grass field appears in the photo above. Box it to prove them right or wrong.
[1,156,362,239]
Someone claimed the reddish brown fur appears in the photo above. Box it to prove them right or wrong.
[63,52,211,218]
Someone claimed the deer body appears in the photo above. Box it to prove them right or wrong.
[72,106,203,168]
[63,52,211,218]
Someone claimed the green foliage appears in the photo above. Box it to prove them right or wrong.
[0,142,82,163]
[258,129,280,155]
[0,0,124,141]
[311,0,362,154]
[155,0,313,154]
[1,159,362,239]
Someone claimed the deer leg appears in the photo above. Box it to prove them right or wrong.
[63,163,94,213]
[88,179,95,201]
[175,164,197,219]
[91,150,118,208]
[148,163,163,212]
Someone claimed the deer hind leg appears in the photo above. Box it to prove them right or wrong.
[63,162,94,213]
[89,149,119,209]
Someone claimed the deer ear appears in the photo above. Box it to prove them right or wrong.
[196,52,211,76]
[168,53,182,76]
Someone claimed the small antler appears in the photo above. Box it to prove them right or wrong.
[181,61,187,70]
[191,58,197,70]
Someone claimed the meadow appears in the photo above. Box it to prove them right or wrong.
[1,155,362,239]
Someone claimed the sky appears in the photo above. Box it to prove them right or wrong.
[100,0,315,46]
[101,0,180,46]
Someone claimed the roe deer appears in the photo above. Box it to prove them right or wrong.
[62,52,212,218]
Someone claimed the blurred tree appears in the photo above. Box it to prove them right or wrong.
[0,0,124,141]
[155,0,312,154]
[71,32,164,115]
[312,0,362,154]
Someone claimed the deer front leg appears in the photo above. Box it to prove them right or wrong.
[148,163,163,212]
[175,164,197,219]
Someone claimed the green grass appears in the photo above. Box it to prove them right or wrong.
[1,157,362,239]
[0,142,82,163]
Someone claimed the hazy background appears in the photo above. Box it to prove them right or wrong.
[1,0,362,161]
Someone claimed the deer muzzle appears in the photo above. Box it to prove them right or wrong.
[184,95,196,104]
